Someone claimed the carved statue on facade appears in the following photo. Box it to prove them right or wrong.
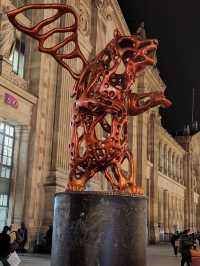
[136,21,146,40]
[7,3,171,194]
[0,1,16,59]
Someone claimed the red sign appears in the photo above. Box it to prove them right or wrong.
[4,93,19,109]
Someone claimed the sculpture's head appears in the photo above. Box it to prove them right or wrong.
[114,30,158,74]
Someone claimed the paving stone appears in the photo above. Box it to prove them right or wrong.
[19,254,50,266]
[147,244,181,266]
[17,244,181,266]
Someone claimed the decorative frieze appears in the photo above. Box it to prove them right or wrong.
[79,3,90,36]
[0,56,28,90]
[95,0,106,9]
[95,0,113,21]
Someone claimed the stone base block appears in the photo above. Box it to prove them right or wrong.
[51,192,147,266]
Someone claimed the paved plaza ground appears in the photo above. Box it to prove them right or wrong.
[17,243,181,266]
[147,244,181,266]
[16,254,50,266]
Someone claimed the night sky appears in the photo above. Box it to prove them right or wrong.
[118,0,200,134]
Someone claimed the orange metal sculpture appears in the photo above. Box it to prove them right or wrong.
[8,3,171,194]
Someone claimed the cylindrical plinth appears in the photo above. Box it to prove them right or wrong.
[51,192,147,266]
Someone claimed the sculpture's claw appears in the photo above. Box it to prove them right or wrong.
[153,92,172,108]
[128,184,144,195]
[161,98,172,108]
[65,181,85,192]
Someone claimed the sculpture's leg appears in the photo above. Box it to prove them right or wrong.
[106,161,128,191]
[124,150,135,186]
[126,152,144,194]
[66,167,99,192]
[104,166,119,191]
[109,150,134,191]
[117,167,129,191]
[109,150,144,194]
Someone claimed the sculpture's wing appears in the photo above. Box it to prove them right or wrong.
[7,3,87,80]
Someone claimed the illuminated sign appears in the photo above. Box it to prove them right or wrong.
[4,93,19,109]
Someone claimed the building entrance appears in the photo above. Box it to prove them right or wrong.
[0,121,15,230]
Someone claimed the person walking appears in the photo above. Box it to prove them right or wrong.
[0,226,11,266]
[179,229,193,266]
[44,225,53,253]
[9,223,22,253]
[170,231,180,256]
[18,222,28,252]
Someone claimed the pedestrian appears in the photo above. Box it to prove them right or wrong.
[171,231,180,256]
[0,226,11,266]
[9,224,23,253]
[179,229,193,266]
[191,233,198,250]
[18,222,28,252]
[44,225,53,253]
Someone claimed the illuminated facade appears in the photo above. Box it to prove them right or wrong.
[0,0,199,246]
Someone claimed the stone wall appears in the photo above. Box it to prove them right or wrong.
[0,0,200,246]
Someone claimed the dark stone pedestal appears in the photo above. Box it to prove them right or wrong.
[51,192,147,266]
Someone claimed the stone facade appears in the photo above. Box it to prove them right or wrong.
[0,0,200,247]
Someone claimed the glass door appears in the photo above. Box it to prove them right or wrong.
[0,122,15,230]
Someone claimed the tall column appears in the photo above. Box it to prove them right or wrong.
[166,149,169,176]
[43,4,78,229]
[196,199,200,231]
[159,143,164,172]
[12,126,31,224]
[136,74,148,189]
[184,151,194,230]
[148,113,159,243]
[22,5,60,243]
[160,189,164,226]
[163,190,169,238]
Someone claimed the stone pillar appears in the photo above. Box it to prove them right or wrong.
[166,149,169,176]
[159,189,164,226]
[43,0,80,229]
[163,189,169,239]
[184,152,194,230]
[21,5,60,244]
[136,74,148,189]
[146,178,151,239]
[193,203,196,231]
[196,199,200,231]
[169,193,173,232]
[148,113,159,243]
[11,126,31,224]
[158,142,163,172]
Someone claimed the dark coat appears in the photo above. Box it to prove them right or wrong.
[179,234,193,254]
[171,234,179,244]
[0,232,10,258]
